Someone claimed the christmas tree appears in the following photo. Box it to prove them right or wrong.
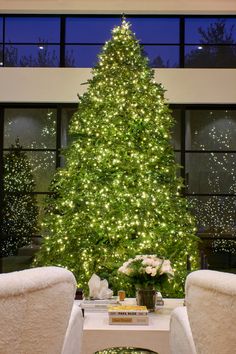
[35,19,199,296]
[1,139,38,256]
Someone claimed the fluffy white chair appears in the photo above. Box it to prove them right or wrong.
[0,266,83,354]
[170,306,196,354]
[170,270,236,354]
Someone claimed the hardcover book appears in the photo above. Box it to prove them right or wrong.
[80,298,120,311]
[109,315,149,325]
[108,305,148,316]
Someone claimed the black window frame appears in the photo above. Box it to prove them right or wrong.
[1,103,236,273]
[0,14,235,68]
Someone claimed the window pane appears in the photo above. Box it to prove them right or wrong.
[189,195,236,237]
[5,17,60,43]
[185,110,236,151]
[185,45,236,68]
[1,241,36,272]
[4,44,59,67]
[0,45,3,66]
[185,18,236,44]
[3,150,55,192]
[1,193,45,272]
[65,45,179,68]
[66,17,120,43]
[66,17,180,45]
[206,250,236,271]
[175,152,181,177]
[186,152,236,194]
[61,107,77,148]
[0,17,3,42]
[144,45,179,67]
[65,45,102,67]
[4,108,57,149]
[36,194,48,229]
[127,17,180,44]
[175,152,181,164]
[189,196,236,262]
[171,109,181,150]
[27,151,56,192]
[61,107,77,166]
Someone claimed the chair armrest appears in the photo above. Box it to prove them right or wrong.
[170,306,197,354]
[62,303,84,354]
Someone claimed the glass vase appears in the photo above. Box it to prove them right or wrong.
[136,288,157,312]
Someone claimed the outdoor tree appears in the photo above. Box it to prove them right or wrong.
[1,139,38,257]
[2,39,75,67]
[189,111,236,255]
[185,19,236,67]
[35,19,199,296]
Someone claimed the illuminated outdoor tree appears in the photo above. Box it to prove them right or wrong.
[35,19,199,296]
[185,20,236,67]
[189,111,236,254]
[1,139,38,257]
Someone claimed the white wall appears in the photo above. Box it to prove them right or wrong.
[0,0,235,14]
[0,68,236,104]
[0,0,235,104]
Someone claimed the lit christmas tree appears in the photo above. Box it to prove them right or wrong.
[1,139,38,256]
[35,19,199,296]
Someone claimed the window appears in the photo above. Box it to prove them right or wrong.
[184,108,236,271]
[0,15,236,68]
[4,16,60,67]
[1,104,236,274]
[128,17,180,68]
[143,45,179,68]
[0,106,59,272]
[65,17,120,43]
[171,108,181,168]
[65,16,179,68]
[184,17,236,68]
[65,44,103,68]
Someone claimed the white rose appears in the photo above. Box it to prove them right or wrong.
[135,255,143,260]
[125,268,132,275]
[153,259,162,267]
[123,261,130,268]
[151,268,157,277]
[118,266,125,273]
[142,258,153,266]
[145,266,153,274]
[119,260,133,275]
[160,260,174,276]
[149,259,156,266]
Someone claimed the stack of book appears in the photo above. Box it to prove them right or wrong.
[108,305,149,325]
[80,298,120,312]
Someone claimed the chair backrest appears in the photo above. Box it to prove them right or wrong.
[186,269,236,354]
[0,266,76,354]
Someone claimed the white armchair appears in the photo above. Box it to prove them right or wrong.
[0,266,83,354]
[170,270,236,354]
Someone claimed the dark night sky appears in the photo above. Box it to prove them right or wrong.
[1,16,236,67]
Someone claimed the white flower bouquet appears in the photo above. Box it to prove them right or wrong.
[118,255,174,289]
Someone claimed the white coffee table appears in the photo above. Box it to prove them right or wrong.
[81,298,183,354]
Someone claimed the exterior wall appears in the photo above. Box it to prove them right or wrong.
[0,68,236,104]
[0,0,235,14]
